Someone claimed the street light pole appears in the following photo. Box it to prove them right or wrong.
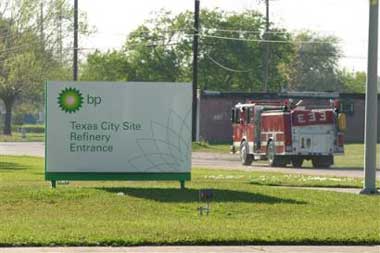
[192,0,200,142]
[73,0,78,81]
[361,0,379,194]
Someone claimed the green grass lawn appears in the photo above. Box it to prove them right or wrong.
[0,155,379,246]
[192,142,231,153]
[334,144,380,169]
[0,132,45,142]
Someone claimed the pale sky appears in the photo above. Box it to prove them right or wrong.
[79,0,371,72]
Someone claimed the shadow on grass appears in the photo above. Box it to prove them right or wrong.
[0,162,28,171]
[96,187,306,204]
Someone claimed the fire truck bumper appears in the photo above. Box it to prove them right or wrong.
[283,151,343,157]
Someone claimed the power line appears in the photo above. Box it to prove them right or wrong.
[77,41,190,52]
[91,29,193,38]
[201,28,288,35]
[201,34,337,45]
[206,54,254,73]
[202,27,341,37]
[109,31,338,46]
[77,41,371,61]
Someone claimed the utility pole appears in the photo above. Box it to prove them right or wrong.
[361,0,379,194]
[40,1,44,51]
[263,0,270,92]
[73,0,78,81]
[192,0,200,142]
[58,0,63,63]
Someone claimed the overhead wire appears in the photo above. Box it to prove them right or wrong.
[77,41,191,52]
[201,27,288,35]
[79,34,370,61]
[200,34,337,45]
[205,53,254,73]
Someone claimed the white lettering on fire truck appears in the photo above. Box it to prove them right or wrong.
[297,114,305,123]
[308,112,316,122]
[319,111,327,121]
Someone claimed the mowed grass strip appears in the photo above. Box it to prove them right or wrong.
[192,142,231,153]
[0,155,379,246]
[194,168,372,188]
[249,173,363,188]
[333,144,380,169]
[0,133,45,142]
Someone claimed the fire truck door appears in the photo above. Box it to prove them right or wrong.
[232,108,242,141]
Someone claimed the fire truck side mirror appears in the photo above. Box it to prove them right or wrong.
[330,99,340,112]
[231,108,235,123]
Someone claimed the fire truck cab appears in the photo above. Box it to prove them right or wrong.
[231,99,346,168]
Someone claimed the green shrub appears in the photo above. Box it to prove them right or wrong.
[12,124,45,133]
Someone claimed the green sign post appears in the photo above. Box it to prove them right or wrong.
[45,82,192,189]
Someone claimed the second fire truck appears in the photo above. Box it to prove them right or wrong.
[231,99,346,168]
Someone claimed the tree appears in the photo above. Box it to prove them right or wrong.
[0,0,91,135]
[283,32,342,92]
[81,50,128,81]
[81,10,342,94]
[0,51,44,134]
[337,69,367,93]
[0,10,43,135]
[81,9,295,91]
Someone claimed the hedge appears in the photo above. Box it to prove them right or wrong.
[12,124,45,133]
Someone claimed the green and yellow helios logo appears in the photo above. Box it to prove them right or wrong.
[58,87,84,113]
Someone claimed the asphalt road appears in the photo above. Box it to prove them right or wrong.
[1,142,379,179]
[192,152,380,179]
[0,246,379,253]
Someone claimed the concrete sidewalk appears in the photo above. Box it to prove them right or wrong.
[0,142,44,157]
[0,246,379,253]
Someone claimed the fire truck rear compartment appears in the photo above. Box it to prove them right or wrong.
[292,125,335,156]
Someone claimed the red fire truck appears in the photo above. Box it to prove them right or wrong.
[231,99,346,168]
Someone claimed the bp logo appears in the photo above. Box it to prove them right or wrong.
[57,87,84,113]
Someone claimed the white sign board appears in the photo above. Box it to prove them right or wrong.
[45,82,192,181]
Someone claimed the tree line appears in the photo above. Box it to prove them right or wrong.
[81,9,367,93]
[0,6,367,135]
[0,0,90,135]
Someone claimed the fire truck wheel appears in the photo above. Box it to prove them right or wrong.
[267,141,280,167]
[292,158,304,168]
[240,141,253,166]
[312,156,332,168]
